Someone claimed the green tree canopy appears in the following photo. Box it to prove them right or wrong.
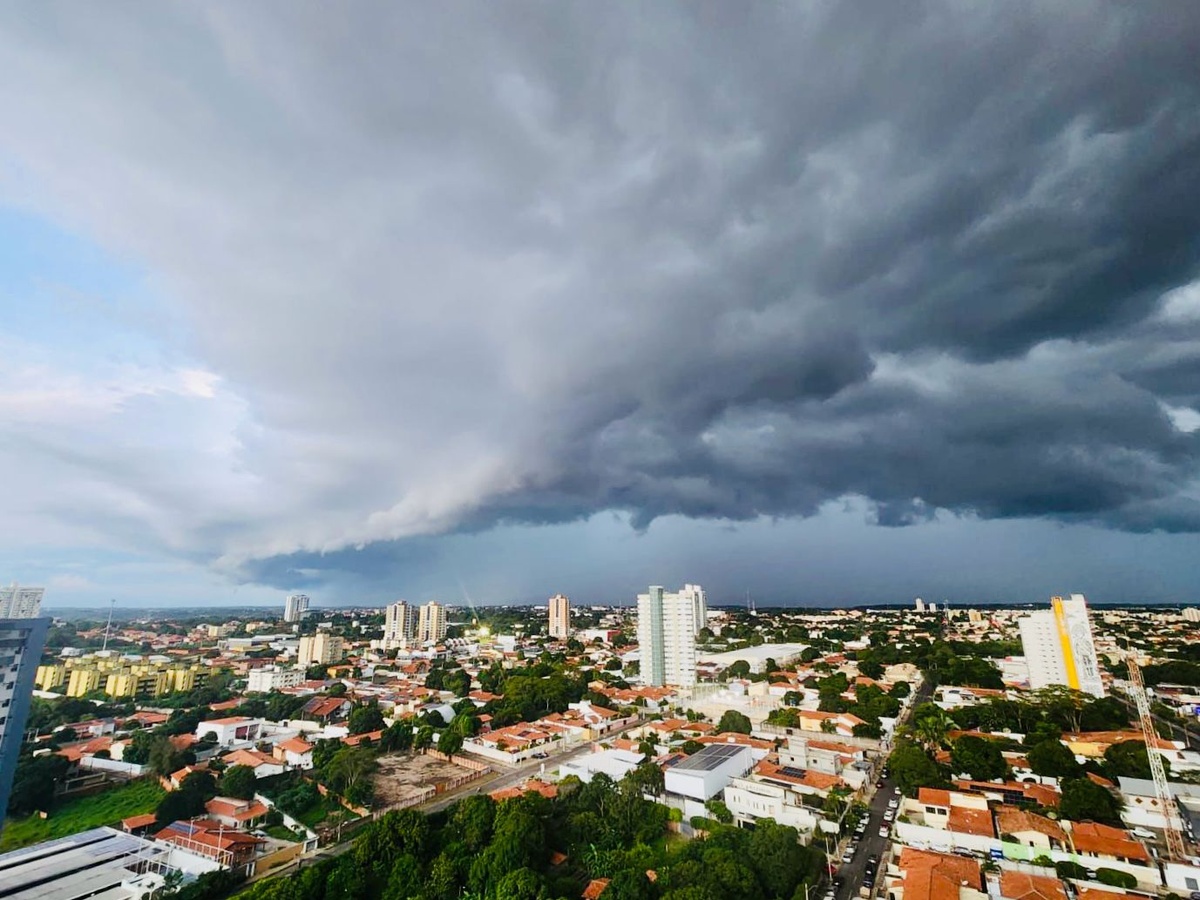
[218,764,258,800]
[1059,777,1123,827]
[717,709,753,734]
[950,735,1007,781]
[1026,740,1081,778]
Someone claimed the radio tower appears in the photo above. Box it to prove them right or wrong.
[1127,658,1187,859]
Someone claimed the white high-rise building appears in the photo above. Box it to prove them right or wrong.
[417,602,447,644]
[384,600,416,648]
[914,598,925,613]
[679,584,707,636]
[283,593,310,623]
[548,594,571,639]
[0,584,43,619]
[1019,594,1105,697]
[1183,608,1200,623]
[637,584,698,687]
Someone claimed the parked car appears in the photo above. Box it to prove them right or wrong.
[879,825,890,837]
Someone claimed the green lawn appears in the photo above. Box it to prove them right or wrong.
[1,779,166,851]
[263,824,301,842]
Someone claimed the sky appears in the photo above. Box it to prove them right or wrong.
[2,3,1200,610]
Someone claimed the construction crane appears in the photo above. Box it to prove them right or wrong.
[1126,658,1188,860]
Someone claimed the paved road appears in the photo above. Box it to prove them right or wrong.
[1114,690,1200,748]
[831,775,898,900]
[832,676,935,900]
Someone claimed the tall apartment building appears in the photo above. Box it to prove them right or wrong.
[283,593,310,623]
[298,633,344,667]
[1019,594,1105,697]
[0,584,44,619]
[0,616,50,817]
[417,602,447,644]
[636,585,698,687]
[384,600,416,648]
[548,594,571,638]
[679,584,707,635]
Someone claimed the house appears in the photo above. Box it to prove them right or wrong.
[582,878,610,900]
[303,696,352,723]
[273,737,315,770]
[888,848,986,900]
[489,780,558,802]
[1068,822,1152,867]
[999,871,1068,900]
[194,717,264,747]
[121,813,159,836]
[205,796,270,829]
[221,748,286,779]
[995,807,1067,851]
[155,819,264,874]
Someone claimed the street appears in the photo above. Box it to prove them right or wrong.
[831,676,934,900]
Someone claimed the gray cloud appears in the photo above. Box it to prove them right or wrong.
[1,2,1200,589]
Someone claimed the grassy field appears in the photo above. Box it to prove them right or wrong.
[1,779,166,852]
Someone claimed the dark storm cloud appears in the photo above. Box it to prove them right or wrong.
[2,1,1200,583]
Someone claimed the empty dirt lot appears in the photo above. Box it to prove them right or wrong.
[374,753,492,809]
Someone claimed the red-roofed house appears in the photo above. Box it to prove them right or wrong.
[273,737,315,769]
[999,871,1067,900]
[1068,822,1152,867]
[155,819,264,873]
[205,796,270,829]
[221,748,286,779]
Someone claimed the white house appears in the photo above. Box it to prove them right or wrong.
[195,717,264,747]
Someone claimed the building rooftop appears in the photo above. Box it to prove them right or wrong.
[0,827,172,900]
[670,743,747,773]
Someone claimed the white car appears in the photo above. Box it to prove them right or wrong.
[879,825,890,837]
[887,798,899,809]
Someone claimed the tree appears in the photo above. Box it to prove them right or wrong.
[890,740,945,797]
[8,753,70,817]
[625,761,665,797]
[717,710,752,734]
[950,735,1007,781]
[1104,741,1165,780]
[1080,696,1131,732]
[438,729,464,760]
[1031,686,1090,734]
[724,660,751,679]
[858,659,885,680]
[891,681,911,699]
[1059,777,1123,827]
[219,765,258,800]
[349,703,386,735]
[149,735,188,778]
[1026,740,1081,778]
[913,704,954,750]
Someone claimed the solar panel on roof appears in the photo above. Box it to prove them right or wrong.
[777,766,808,780]
[671,743,745,771]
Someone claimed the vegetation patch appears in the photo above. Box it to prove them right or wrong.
[1,779,166,852]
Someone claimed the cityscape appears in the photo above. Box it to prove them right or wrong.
[2,6,1200,900]
[1,583,1200,900]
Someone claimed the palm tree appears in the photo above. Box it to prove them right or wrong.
[913,705,953,750]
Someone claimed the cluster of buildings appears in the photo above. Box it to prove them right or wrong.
[35,655,210,698]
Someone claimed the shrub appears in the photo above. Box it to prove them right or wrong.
[1096,869,1137,889]
[1055,861,1088,880]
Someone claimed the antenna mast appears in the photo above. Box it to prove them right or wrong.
[1127,658,1187,859]
[102,599,116,652]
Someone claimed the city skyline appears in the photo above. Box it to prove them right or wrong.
[2,6,1200,606]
